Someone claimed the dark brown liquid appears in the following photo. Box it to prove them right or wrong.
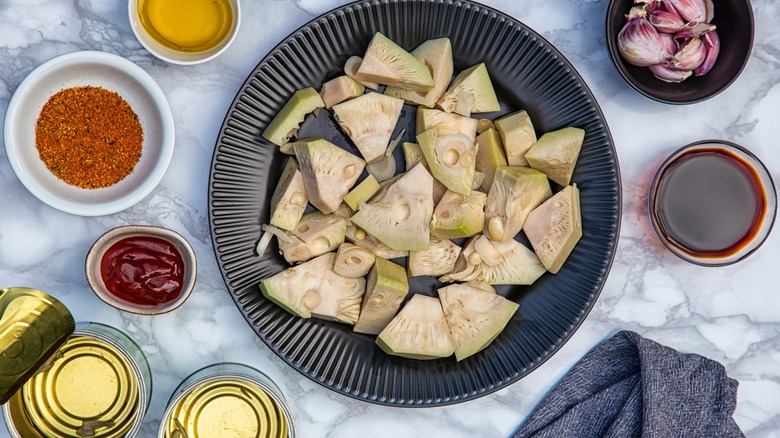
[653,148,766,258]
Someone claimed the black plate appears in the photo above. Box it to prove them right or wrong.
[209,0,621,406]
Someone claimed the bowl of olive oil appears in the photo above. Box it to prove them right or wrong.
[129,0,240,65]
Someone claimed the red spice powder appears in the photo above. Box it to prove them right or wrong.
[36,86,143,189]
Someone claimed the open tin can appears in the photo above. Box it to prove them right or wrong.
[1,287,151,437]
[158,363,296,438]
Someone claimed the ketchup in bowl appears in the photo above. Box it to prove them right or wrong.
[100,236,185,306]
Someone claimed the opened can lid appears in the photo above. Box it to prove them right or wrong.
[0,287,75,404]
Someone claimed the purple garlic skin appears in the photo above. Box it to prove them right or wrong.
[674,23,716,39]
[673,37,707,71]
[665,0,710,23]
[695,30,720,76]
[649,10,688,33]
[618,7,673,67]
[649,64,693,83]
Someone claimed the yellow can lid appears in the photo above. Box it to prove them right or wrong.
[0,287,75,404]
[165,377,289,438]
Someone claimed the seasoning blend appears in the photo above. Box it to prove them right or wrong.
[1,288,151,438]
[650,140,777,266]
[36,86,143,189]
[159,363,296,438]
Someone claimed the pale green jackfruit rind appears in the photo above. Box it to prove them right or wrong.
[333,243,376,278]
[416,128,477,196]
[293,138,365,214]
[438,283,519,361]
[384,37,454,107]
[415,108,479,143]
[343,175,381,211]
[495,110,536,167]
[269,158,308,231]
[376,294,456,360]
[475,128,508,193]
[524,185,582,274]
[484,166,552,242]
[402,142,424,171]
[525,127,585,186]
[436,63,500,114]
[431,190,486,240]
[353,257,409,335]
[332,92,405,164]
[440,236,546,285]
[311,265,366,325]
[407,237,462,277]
[320,75,365,109]
[258,253,332,318]
[350,163,433,251]
[261,87,325,147]
[355,32,434,92]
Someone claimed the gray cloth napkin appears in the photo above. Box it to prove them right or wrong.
[513,330,743,438]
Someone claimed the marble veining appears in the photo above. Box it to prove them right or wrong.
[1,0,779,437]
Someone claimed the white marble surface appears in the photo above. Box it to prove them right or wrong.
[1,0,779,437]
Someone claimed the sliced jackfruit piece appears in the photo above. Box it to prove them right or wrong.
[344,56,379,90]
[293,138,365,214]
[353,257,409,335]
[319,75,365,109]
[269,157,308,231]
[415,108,479,143]
[334,242,376,278]
[376,294,455,360]
[475,128,508,193]
[343,175,381,211]
[262,87,324,147]
[441,235,546,285]
[417,128,477,196]
[346,222,408,260]
[436,63,500,116]
[407,237,461,277]
[311,255,366,325]
[259,253,331,318]
[438,283,519,361]
[278,211,347,263]
[495,110,536,167]
[431,190,486,240]
[402,142,424,171]
[384,37,453,107]
[332,92,404,164]
[484,166,552,243]
[355,32,434,92]
[525,127,585,186]
[476,118,495,134]
[350,162,433,251]
[524,184,582,274]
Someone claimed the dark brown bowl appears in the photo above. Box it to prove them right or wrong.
[606,0,754,104]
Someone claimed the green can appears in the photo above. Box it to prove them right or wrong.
[159,363,296,438]
[0,288,152,437]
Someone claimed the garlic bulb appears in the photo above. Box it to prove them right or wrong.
[618,7,671,67]
[665,0,712,24]
[673,37,706,71]
[649,10,687,34]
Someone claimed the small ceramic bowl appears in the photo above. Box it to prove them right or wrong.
[606,0,754,104]
[128,0,241,65]
[649,140,776,266]
[4,51,175,216]
[85,225,197,315]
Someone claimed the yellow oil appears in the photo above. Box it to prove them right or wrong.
[138,0,233,52]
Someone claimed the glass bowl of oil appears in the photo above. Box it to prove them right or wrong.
[649,140,777,266]
[129,0,240,65]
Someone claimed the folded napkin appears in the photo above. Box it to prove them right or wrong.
[513,330,743,438]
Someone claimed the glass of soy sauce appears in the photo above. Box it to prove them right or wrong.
[649,140,777,266]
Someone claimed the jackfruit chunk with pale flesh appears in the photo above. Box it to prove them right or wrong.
[262,87,324,147]
[441,235,546,285]
[495,110,536,167]
[353,256,409,335]
[484,166,552,243]
[332,92,404,164]
[350,162,433,251]
[355,32,434,92]
[269,157,308,231]
[385,37,453,107]
[376,294,455,360]
[437,63,500,116]
[293,138,365,214]
[525,127,585,187]
[524,184,582,274]
[407,237,461,277]
[417,127,478,197]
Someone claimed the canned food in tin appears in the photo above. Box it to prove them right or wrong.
[3,322,152,438]
[159,363,295,438]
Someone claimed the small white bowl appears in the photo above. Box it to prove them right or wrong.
[4,51,175,216]
[85,225,197,315]
[128,0,241,65]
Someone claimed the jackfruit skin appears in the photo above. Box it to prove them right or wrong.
[262,87,324,147]
[353,257,409,335]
